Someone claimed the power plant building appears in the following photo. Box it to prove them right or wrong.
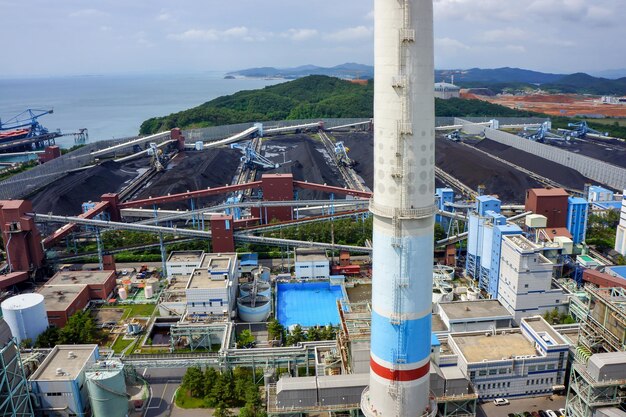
[448,316,569,400]
[294,248,330,280]
[29,344,99,417]
[185,252,239,318]
[566,196,589,244]
[166,251,204,280]
[434,82,460,99]
[497,235,567,323]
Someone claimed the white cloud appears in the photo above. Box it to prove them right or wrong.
[365,9,374,20]
[283,28,318,41]
[480,28,526,43]
[68,8,108,18]
[156,12,172,22]
[168,26,267,42]
[435,37,470,50]
[324,26,372,42]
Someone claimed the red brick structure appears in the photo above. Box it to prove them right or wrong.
[38,146,61,163]
[102,255,116,271]
[583,269,626,290]
[170,128,185,150]
[525,188,569,228]
[254,174,294,222]
[210,215,235,253]
[0,200,44,272]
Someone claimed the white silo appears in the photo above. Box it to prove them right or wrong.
[1,293,49,344]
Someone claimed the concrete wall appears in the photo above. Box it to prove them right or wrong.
[484,128,626,191]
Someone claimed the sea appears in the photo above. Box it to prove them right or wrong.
[0,73,282,148]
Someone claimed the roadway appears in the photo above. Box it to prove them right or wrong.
[141,367,185,417]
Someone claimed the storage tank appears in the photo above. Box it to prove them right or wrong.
[252,266,271,282]
[0,293,49,344]
[144,285,154,299]
[86,361,128,417]
[118,287,128,300]
[239,281,271,298]
[146,277,159,292]
[195,141,204,151]
[237,295,271,322]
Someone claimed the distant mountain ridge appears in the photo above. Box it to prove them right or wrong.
[227,63,374,80]
[228,64,626,95]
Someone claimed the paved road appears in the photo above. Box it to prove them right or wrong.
[142,368,186,417]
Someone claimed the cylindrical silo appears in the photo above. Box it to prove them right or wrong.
[1,293,49,344]
[86,361,128,417]
[362,0,436,416]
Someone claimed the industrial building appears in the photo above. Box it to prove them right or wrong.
[294,248,330,280]
[434,82,461,99]
[566,352,626,417]
[0,318,35,417]
[616,191,626,256]
[185,252,239,318]
[37,270,116,327]
[448,316,569,399]
[567,196,589,244]
[438,300,513,332]
[29,345,99,417]
[525,188,569,228]
[165,251,204,280]
[497,235,567,323]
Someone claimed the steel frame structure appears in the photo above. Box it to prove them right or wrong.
[0,339,34,417]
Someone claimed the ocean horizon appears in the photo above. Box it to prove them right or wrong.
[0,73,282,148]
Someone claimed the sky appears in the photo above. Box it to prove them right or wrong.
[1,0,625,77]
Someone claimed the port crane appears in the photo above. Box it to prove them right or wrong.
[230,142,279,169]
[0,109,56,137]
[334,141,355,167]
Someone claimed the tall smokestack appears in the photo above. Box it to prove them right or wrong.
[361,0,436,416]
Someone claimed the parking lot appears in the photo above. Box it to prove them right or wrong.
[478,395,566,417]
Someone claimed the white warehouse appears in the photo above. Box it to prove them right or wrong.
[448,316,569,400]
[29,345,99,417]
[166,251,204,281]
[294,248,329,280]
[497,235,567,323]
[185,253,239,319]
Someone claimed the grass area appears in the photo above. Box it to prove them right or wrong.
[125,303,158,318]
[111,336,136,354]
[0,160,38,181]
[175,389,207,409]
[587,118,626,127]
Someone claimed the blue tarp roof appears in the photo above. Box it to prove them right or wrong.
[240,253,258,266]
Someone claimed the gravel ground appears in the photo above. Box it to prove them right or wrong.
[262,134,345,200]
[30,160,143,215]
[473,139,593,190]
[132,148,241,210]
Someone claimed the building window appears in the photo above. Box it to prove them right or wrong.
[479,370,487,376]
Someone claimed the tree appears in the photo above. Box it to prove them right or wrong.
[434,223,446,242]
[267,319,284,342]
[320,324,336,341]
[214,403,233,417]
[286,325,306,346]
[307,326,321,341]
[35,326,61,348]
[237,330,256,349]
[182,366,205,398]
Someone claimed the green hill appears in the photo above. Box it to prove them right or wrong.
[140,75,535,134]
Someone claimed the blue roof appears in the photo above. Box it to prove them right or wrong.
[431,333,441,347]
[589,185,612,193]
[568,197,588,205]
[240,253,258,266]
[593,201,622,210]
[477,195,500,203]
[608,266,626,280]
